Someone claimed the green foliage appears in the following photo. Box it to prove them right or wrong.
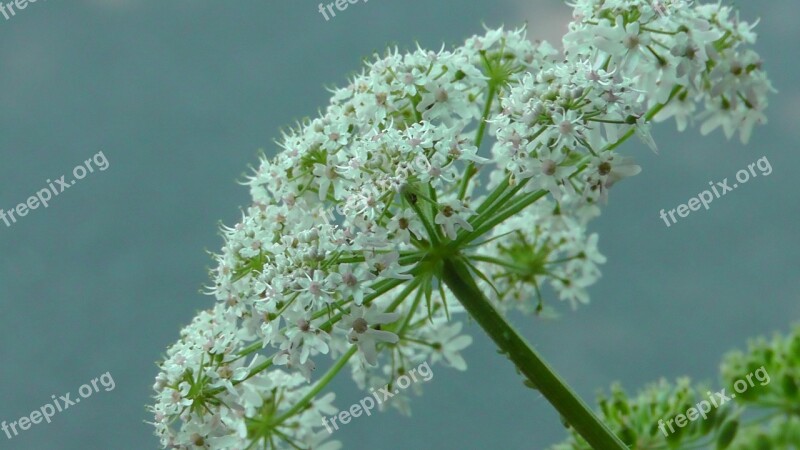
[552,325,800,449]
[720,324,800,412]
[729,416,800,450]
[550,378,735,450]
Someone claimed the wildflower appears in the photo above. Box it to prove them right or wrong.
[151,7,771,447]
[337,305,401,365]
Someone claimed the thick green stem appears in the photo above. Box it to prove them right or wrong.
[441,257,628,450]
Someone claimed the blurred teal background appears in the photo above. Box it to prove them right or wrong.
[0,1,797,449]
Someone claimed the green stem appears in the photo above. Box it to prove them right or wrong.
[407,192,441,246]
[465,178,529,235]
[441,257,628,450]
[273,346,357,425]
[454,189,548,247]
[475,175,510,215]
[459,82,497,200]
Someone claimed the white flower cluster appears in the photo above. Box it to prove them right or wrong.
[151,305,341,450]
[476,196,606,311]
[151,2,771,448]
[151,27,547,449]
[565,0,774,143]
[474,0,773,314]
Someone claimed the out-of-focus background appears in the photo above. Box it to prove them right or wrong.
[0,1,797,448]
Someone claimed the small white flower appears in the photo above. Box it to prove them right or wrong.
[521,147,575,200]
[283,317,330,364]
[337,305,401,365]
[332,264,375,305]
[386,208,426,243]
[296,270,336,307]
[435,200,474,240]
[425,322,473,371]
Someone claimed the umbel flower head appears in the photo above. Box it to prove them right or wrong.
[150,1,771,448]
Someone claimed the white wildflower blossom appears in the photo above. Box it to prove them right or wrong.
[337,304,401,366]
[151,6,770,447]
